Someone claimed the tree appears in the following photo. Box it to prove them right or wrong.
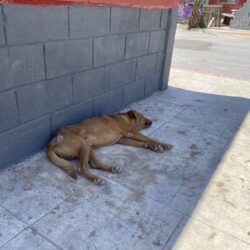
[188,0,206,29]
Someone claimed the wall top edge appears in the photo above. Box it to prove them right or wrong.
[0,0,178,9]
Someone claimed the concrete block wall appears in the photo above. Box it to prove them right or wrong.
[0,3,177,168]
[230,0,250,30]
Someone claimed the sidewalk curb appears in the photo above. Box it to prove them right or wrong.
[177,24,250,36]
[204,28,250,37]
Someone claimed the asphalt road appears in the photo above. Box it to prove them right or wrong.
[171,26,250,81]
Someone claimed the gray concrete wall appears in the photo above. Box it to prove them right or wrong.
[230,0,250,30]
[0,4,177,168]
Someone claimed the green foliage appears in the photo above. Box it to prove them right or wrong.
[188,0,207,29]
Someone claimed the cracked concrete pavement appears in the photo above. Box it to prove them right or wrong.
[0,27,250,250]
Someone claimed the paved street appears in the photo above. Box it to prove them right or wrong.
[0,27,250,250]
[172,25,250,81]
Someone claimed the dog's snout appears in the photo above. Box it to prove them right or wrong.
[145,120,152,126]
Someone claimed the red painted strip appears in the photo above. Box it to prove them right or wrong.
[2,0,178,9]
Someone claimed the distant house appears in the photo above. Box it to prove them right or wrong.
[208,0,246,13]
[180,0,246,13]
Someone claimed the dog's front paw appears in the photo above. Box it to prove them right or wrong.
[111,166,122,174]
[146,143,162,152]
[148,143,173,152]
[68,170,77,179]
[154,144,165,153]
[94,177,106,186]
[162,144,174,151]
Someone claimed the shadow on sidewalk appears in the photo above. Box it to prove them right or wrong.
[0,86,249,249]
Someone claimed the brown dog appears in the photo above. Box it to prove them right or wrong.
[46,110,173,184]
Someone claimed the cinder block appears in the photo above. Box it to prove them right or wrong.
[239,8,244,16]
[124,79,145,105]
[4,5,68,45]
[108,88,124,113]
[17,76,72,124]
[0,45,45,92]
[94,87,123,116]
[45,39,92,78]
[230,20,239,29]
[111,7,139,34]
[125,32,149,59]
[94,34,125,67]
[234,12,240,19]
[73,67,109,103]
[51,98,93,131]
[108,87,124,112]
[149,30,166,53]
[16,82,49,123]
[140,9,161,31]
[145,73,161,96]
[0,90,19,133]
[0,116,51,168]
[161,9,169,28]
[70,6,110,39]
[0,9,5,45]
[93,92,109,116]
[241,7,247,17]
[156,52,164,73]
[136,54,157,79]
[45,76,73,112]
[110,59,136,89]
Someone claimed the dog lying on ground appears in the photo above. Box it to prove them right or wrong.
[46,110,173,185]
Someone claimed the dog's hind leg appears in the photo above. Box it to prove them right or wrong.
[78,142,104,185]
[89,150,121,174]
[46,143,77,179]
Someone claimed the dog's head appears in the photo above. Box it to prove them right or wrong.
[126,110,152,130]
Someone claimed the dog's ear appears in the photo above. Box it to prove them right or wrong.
[127,110,137,119]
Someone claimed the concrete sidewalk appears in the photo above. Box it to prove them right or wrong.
[0,28,250,250]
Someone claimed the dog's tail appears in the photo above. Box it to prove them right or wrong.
[46,141,77,179]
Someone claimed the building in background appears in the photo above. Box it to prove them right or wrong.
[209,0,246,13]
